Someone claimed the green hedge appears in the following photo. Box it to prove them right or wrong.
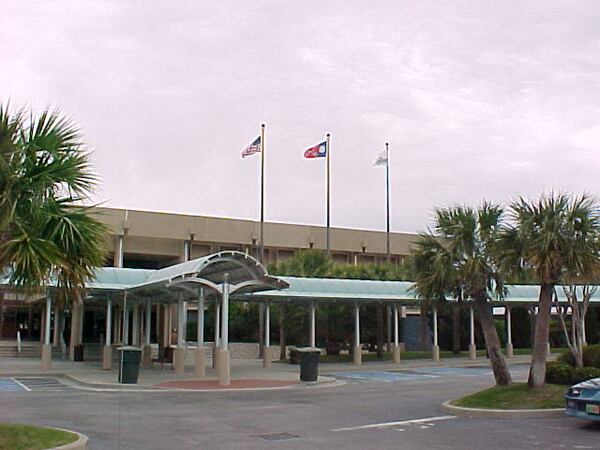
[546,361,600,385]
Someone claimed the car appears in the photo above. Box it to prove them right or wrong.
[565,377,600,422]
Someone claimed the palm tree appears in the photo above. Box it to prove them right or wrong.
[0,104,107,335]
[497,193,600,388]
[411,204,512,386]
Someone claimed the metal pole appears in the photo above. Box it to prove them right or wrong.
[106,297,112,345]
[310,302,316,347]
[385,142,391,263]
[44,294,52,346]
[393,304,399,346]
[145,299,151,346]
[506,306,512,346]
[214,300,221,347]
[177,294,184,347]
[221,276,230,351]
[198,288,204,346]
[259,123,266,264]
[326,133,331,257]
[122,292,129,345]
[470,305,475,346]
[433,306,438,347]
[354,303,360,347]
[265,303,270,348]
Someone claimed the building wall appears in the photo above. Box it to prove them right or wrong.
[94,207,419,269]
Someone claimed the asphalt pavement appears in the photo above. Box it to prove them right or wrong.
[0,364,598,449]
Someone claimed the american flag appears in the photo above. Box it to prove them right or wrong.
[241,136,261,158]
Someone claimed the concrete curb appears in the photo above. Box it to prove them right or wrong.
[48,428,88,450]
[441,400,564,419]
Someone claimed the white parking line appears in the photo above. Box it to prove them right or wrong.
[332,415,456,432]
[11,378,31,392]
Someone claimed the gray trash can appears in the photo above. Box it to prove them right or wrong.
[297,347,320,382]
[118,346,142,384]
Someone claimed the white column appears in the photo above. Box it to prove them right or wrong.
[122,294,129,345]
[44,295,52,345]
[265,303,270,348]
[221,280,229,351]
[182,301,188,344]
[106,298,112,345]
[177,295,185,347]
[432,306,440,361]
[145,300,151,346]
[198,289,205,346]
[309,302,316,347]
[393,304,399,346]
[469,304,476,360]
[132,302,140,346]
[353,303,361,366]
[116,234,124,268]
[506,306,514,358]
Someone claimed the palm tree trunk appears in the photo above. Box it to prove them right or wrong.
[376,305,384,358]
[474,294,512,386]
[452,302,461,354]
[528,283,554,388]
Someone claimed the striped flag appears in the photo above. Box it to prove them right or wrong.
[241,136,261,158]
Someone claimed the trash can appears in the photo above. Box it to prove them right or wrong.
[73,344,84,362]
[118,346,142,384]
[297,347,320,382]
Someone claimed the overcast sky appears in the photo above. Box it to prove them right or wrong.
[2,1,600,233]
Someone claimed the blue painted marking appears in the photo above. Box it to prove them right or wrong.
[332,371,437,382]
[0,378,24,391]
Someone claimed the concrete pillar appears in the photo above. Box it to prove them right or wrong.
[142,300,152,368]
[353,303,361,366]
[386,305,392,352]
[114,234,124,268]
[103,298,112,370]
[392,304,400,364]
[195,289,206,376]
[505,306,514,358]
[432,306,440,361]
[309,302,316,348]
[547,341,552,356]
[41,294,52,370]
[175,295,186,374]
[132,302,140,346]
[469,305,477,360]
[218,277,231,386]
[263,303,271,368]
[40,305,46,343]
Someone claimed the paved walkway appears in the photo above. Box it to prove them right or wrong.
[0,352,544,391]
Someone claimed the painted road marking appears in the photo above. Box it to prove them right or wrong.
[13,377,74,392]
[332,415,456,432]
[0,378,25,392]
[409,367,493,377]
[11,378,31,391]
[331,371,438,382]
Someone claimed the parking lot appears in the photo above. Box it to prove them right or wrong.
[1,364,599,449]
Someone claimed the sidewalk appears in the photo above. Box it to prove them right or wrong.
[0,353,544,391]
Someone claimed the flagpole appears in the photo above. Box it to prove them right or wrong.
[259,124,266,264]
[385,142,391,263]
[326,133,331,257]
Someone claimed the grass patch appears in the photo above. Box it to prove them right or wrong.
[0,423,78,450]
[451,382,567,410]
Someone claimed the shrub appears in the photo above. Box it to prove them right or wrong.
[545,362,575,385]
[557,344,600,369]
[572,367,600,384]
[582,344,600,368]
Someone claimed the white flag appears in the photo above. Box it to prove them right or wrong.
[373,149,388,167]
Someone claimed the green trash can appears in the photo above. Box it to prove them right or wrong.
[297,347,320,382]
[118,346,142,384]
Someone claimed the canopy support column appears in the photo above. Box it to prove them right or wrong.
[142,299,152,368]
[432,306,440,361]
[122,293,129,346]
[263,302,271,368]
[218,276,231,386]
[132,302,140,346]
[102,297,112,370]
[41,293,52,370]
[353,303,361,366]
[392,304,400,364]
[469,304,476,360]
[174,294,186,374]
[213,300,220,369]
[195,288,206,376]
[505,306,513,358]
[309,302,316,348]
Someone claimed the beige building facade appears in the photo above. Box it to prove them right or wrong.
[96,207,419,269]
